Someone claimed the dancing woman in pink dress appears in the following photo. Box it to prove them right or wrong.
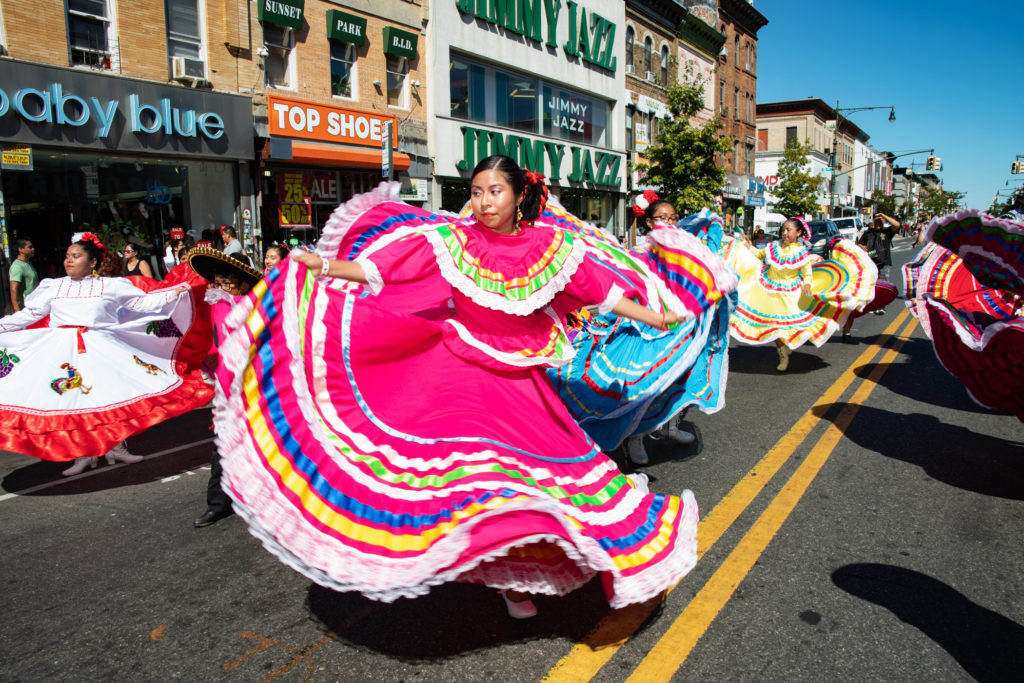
[210,156,733,619]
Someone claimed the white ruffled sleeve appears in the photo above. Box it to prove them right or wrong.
[115,279,189,323]
[0,279,56,332]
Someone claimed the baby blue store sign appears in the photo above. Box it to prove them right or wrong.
[0,60,253,159]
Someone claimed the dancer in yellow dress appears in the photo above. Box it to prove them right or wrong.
[725,217,875,371]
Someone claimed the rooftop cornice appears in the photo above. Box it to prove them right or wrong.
[626,0,688,31]
[677,12,727,57]
[719,0,769,34]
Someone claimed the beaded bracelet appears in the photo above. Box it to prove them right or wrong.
[320,255,330,278]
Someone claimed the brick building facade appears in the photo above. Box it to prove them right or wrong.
[715,0,767,231]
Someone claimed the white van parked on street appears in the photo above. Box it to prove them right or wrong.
[832,216,863,241]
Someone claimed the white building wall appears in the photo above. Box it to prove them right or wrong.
[677,43,715,124]
[754,150,832,226]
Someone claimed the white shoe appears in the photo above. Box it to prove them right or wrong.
[776,344,791,372]
[625,435,649,465]
[666,422,696,445]
[104,442,143,465]
[61,456,98,476]
[500,591,538,619]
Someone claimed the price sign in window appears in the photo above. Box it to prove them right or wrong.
[278,172,312,228]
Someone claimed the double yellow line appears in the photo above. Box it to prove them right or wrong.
[544,309,919,683]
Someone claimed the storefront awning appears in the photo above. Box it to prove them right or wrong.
[326,9,366,44]
[631,93,673,120]
[280,140,411,171]
[382,27,418,59]
[257,0,304,30]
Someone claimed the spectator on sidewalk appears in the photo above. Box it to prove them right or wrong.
[8,239,39,312]
[220,226,250,266]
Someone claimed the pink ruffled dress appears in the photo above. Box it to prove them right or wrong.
[212,187,705,607]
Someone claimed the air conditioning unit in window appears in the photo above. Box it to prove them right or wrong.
[719,46,728,59]
[625,64,636,75]
[172,56,206,82]
[645,71,656,81]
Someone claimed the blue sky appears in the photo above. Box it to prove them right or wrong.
[755,0,1022,209]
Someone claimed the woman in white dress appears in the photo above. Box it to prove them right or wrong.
[0,233,214,475]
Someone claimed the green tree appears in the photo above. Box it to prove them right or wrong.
[771,139,821,217]
[634,77,732,215]
[919,186,965,219]
[868,189,898,217]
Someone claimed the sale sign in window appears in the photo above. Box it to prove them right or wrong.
[279,172,312,228]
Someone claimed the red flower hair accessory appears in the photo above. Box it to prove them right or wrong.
[523,169,549,215]
[71,231,107,259]
[632,189,659,218]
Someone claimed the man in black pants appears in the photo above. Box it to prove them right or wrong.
[857,212,901,314]
[182,247,262,527]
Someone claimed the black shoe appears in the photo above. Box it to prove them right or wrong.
[194,508,233,528]
[841,334,857,344]
[872,309,886,315]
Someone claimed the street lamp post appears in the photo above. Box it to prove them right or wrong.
[828,101,896,218]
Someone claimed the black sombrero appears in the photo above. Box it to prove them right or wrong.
[184,246,262,287]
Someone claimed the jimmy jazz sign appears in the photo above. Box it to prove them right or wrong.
[456,125,621,188]
[455,0,617,73]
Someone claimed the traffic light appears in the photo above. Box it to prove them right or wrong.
[933,157,942,172]
[1013,160,1024,174]
[926,156,936,171]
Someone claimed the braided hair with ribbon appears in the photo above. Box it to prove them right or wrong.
[784,216,812,242]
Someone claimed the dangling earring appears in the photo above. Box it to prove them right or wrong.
[92,269,98,277]
[515,205,523,226]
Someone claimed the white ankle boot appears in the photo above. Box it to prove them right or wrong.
[666,422,696,445]
[104,442,143,465]
[61,456,98,476]
[776,344,791,372]
[625,435,649,465]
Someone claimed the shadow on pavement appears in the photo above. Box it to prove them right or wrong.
[728,344,829,375]
[811,403,1024,500]
[1,408,216,495]
[306,577,665,659]
[607,420,704,473]
[833,563,1024,682]
[1,445,214,495]
[852,338,1008,415]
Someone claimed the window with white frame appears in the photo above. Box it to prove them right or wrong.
[386,55,408,108]
[165,0,205,78]
[660,45,668,86]
[625,106,633,150]
[330,42,356,98]
[67,0,117,69]
[263,23,294,89]
[643,37,652,76]
[625,26,634,73]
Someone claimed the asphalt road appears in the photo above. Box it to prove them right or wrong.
[1,237,1021,682]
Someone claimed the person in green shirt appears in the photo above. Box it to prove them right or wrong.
[9,239,38,312]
